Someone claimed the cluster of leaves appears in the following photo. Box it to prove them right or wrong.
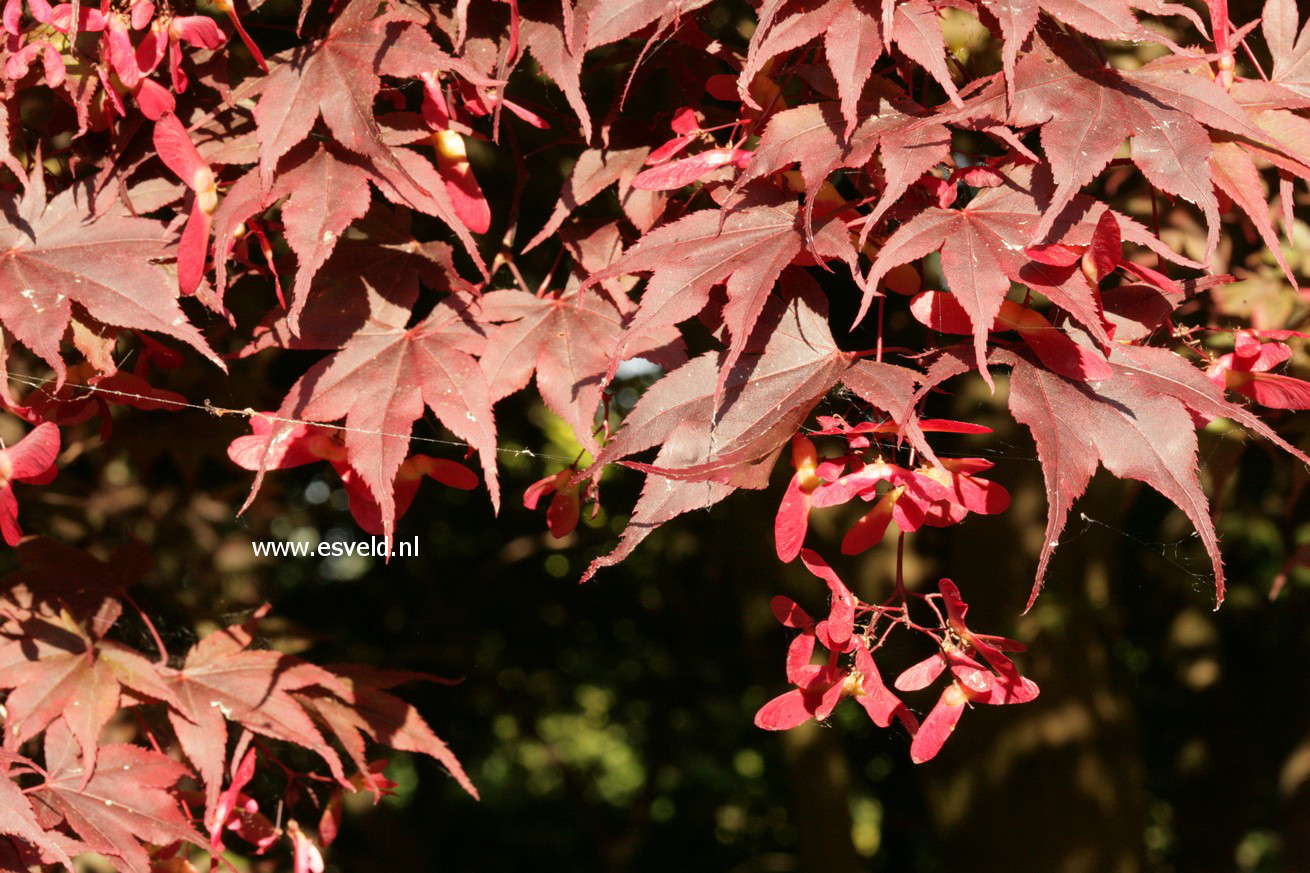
[0,539,474,871]
[1,0,1309,864]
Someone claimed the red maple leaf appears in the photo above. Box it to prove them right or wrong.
[981,0,1179,104]
[522,146,663,251]
[30,721,206,873]
[952,30,1289,260]
[263,144,375,320]
[587,188,856,400]
[738,91,951,230]
[162,608,350,818]
[740,0,963,136]
[0,770,73,870]
[862,163,1189,381]
[515,0,712,141]
[583,270,936,579]
[1265,0,1310,98]
[0,588,178,780]
[477,287,685,452]
[254,0,453,189]
[276,291,498,534]
[213,142,481,319]
[229,206,495,532]
[1005,352,1226,607]
[295,664,477,800]
[0,169,222,383]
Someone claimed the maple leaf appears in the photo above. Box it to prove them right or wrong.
[477,288,685,453]
[1265,0,1310,98]
[17,364,188,433]
[737,92,951,229]
[919,335,1310,605]
[0,538,149,625]
[822,0,886,137]
[1005,352,1225,608]
[519,0,593,141]
[238,203,463,353]
[252,0,468,197]
[271,266,499,534]
[862,163,1184,381]
[840,359,946,467]
[0,602,179,781]
[577,0,712,51]
[587,189,856,399]
[294,665,477,800]
[369,141,495,260]
[246,0,492,273]
[0,772,73,870]
[30,721,206,873]
[271,144,375,321]
[911,290,1113,382]
[579,277,839,579]
[886,0,962,107]
[0,171,221,381]
[740,0,962,133]
[1220,90,1310,239]
[515,0,711,141]
[162,610,350,817]
[580,271,936,580]
[1108,343,1310,460]
[214,140,482,317]
[952,32,1283,260]
[589,272,850,470]
[980,0,1159,104]
[1209,140,1298,286]
[237,216,485,524]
